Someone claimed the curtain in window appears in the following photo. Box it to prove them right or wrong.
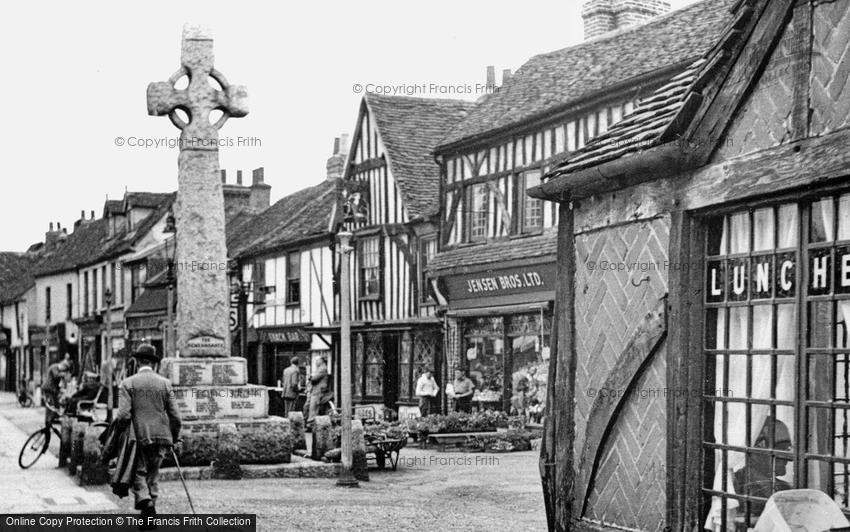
[705,209,797,531]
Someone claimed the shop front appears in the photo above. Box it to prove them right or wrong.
[434,261,555,416]
[349,324,443,419]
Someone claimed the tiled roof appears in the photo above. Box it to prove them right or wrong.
[0,252,39,305]
[428,230,557,272]
[33,219,109,276]
[545,0,758,180]
[125,285,168,316]
[439,0,736,148]
[365,94,475,219]
[229,180,338,259]
[85,193,175,267]
[103,200,123,217]
[125,192,173,209]
[546,59,706,178]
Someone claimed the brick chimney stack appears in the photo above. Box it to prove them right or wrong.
[582,0,670,40]
[249,167,271,213]
[326,135,348,181]
[45,222,65,250]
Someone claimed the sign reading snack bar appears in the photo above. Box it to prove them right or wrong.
[706,248,850,302]
[258,327,311,344]
[444,263,557,304]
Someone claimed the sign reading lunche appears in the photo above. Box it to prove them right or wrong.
[707,247,850,302]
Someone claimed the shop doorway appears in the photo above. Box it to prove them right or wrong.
[383,334,399,410]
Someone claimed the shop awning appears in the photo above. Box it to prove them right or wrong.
[445,301,551,318]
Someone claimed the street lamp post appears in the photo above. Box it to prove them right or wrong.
[104,287,113,423]
[164,211,177,358]
[336,231,358,487]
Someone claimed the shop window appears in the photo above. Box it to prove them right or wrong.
[66,283,72,320]
[703,195,850,529]
[521,170,544,233]
[286,253,301,306]
[464,317,505,406]
[359,236,381,299]
[507,313,549,423]
[469,184,489,242]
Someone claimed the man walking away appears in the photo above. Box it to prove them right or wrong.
[415,370,439,417]
[115,344,181,527]
[282,356,302,416]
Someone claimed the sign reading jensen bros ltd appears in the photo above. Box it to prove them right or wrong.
[445,263,557,303]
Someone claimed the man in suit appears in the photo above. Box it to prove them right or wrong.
[116,344,181,523]
[281,356,302,416]
[307,357,332,425]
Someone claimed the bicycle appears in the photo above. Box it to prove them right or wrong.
[18,402,62,469]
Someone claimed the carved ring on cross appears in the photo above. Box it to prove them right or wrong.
[160,67,238,131]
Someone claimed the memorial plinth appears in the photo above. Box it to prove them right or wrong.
[148,26,288,474]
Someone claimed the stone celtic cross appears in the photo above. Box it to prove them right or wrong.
[147,25,247,358]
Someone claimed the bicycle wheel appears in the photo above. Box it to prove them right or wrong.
[18,394,33,408]
[18,428,49,469]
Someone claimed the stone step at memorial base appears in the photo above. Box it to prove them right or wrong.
[159,455,339,481]
[172,384,268,420]
[159,357,248,386]
[169,416,292,467]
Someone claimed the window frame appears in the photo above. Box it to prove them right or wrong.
[286,251,301,307]
[519,169,545,235]
[418,236,437,304]
[670,183,850,527]
[358,236,382,300]
[467,183,489,243]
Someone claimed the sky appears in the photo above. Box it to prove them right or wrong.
[0,0,699,251]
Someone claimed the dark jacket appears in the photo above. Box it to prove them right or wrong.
[282,365,301,399]
[100,419,138,498]
[115,368,182,446]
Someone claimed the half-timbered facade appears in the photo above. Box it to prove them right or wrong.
[340,94,473,417]
[428,0,734,417]
[231,175,337,391]
[532,0,850,529]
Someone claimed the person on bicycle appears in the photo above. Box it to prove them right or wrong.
[115,343,181,523]
[42,359,70,424]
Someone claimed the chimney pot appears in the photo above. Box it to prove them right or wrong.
[80,210,85,219]
[90,210,95,219]
[502,69,512,85]
[340,133,350,154]
[236,170,243,185]
[252,167,265,186]
[333,137,341,155]
[486,66,496,89]
[49,222,54,231]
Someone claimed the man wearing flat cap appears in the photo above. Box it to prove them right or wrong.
[116,343,181,522]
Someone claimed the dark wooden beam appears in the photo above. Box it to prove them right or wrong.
[679,127,850,211]
[540,199,576,531]
[349,156,386,175]
[686,0,796,166]
[572,298,667,518]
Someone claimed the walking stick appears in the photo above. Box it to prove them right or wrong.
[171,447,196,515]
